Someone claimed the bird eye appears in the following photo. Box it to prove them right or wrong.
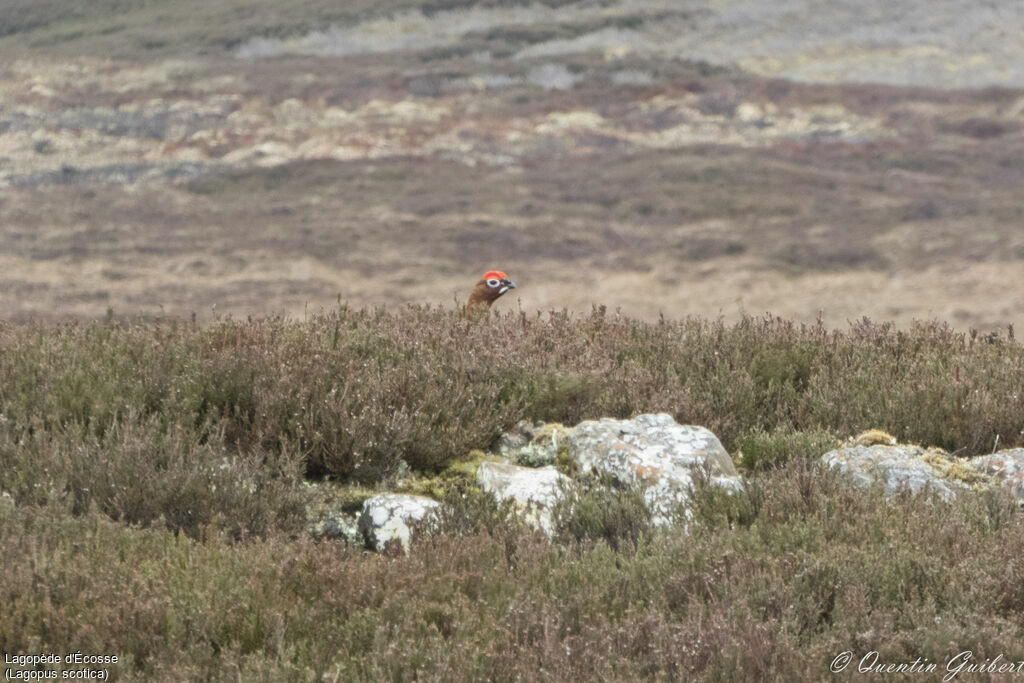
[486,278,500,288]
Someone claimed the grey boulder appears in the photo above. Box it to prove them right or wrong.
[821,444,969,502]
[566,413,742,525]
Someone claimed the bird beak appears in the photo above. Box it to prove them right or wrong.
[498,279,516,295]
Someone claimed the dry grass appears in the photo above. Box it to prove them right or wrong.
[0,10,1021,330]
[2,137,1023,329]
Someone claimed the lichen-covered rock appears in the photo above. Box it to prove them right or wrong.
[821,444,969,502]
[495,420,533,456]
[514,443,558,467]
[968,449,1024,504]
[308,509,362,544]
[477,462,566,534]
[357,493,440,552]
[566,413,741,524]
[303,481,375,545]
[919,449,987,487]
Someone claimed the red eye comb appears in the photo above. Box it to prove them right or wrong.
[483,270,507,280]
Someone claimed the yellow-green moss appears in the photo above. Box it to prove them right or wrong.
[394,477,447,500]
[556,449,580,476]
[441,449,504,480]
[532,422,571,446]
[920,449,986,486]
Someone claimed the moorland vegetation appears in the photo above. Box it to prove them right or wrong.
[2,309,1023,679]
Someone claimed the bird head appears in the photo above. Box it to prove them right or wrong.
[466,270,517,310]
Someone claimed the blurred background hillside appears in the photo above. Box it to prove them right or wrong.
[1,0,1022,328]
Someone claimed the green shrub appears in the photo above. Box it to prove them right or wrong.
[737,427,841,470]
[687,464,761,532]
[434,477,522,538]
[552,473,654,550]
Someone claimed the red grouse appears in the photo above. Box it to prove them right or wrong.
[465,270,516,312]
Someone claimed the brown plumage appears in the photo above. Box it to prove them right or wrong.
[465,270,516,313]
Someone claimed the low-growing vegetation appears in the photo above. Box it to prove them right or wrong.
[3,459,1024,680]
[1,309,1023,679]
[2,308,1020,489]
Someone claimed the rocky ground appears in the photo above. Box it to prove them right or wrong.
[0,0,1022,328]
[326,416,1024,553]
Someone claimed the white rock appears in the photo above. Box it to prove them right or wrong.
[477,461,566,534]
[357,493,440,552]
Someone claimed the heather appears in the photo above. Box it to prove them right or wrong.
[3,454,1024,680]
[1,309,1023,680]
[2,309,1020,484]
